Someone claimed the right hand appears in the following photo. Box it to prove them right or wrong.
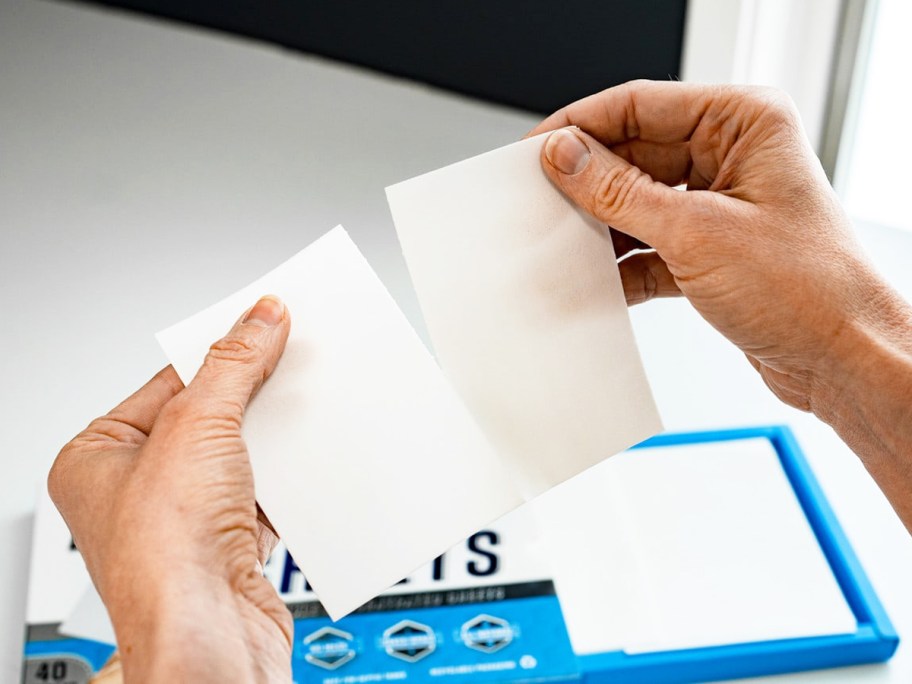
[530,81,912,533]
[529,80,906,415]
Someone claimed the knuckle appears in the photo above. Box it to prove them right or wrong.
[762,93,798,125]
[151,394,243,447]
[199,405,245,432]
[622,79,652,98]
[594,164,646,217]
[738,86,799,127]
[154,392,192,428]
[162,392,232,429]
[46,460,63,502]
[205,335,268,396]
[47,446,75,505]
[81,416,135,444]
[731,84,780,104]
[207,335,261,365]
[154,392,231,441]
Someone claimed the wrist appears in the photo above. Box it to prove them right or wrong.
[811,281,912,420]
[810,281,912,528]
[105,565,250,682]
[102,557,291,683]
[105,568,212,679]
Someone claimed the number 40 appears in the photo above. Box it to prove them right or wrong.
[34,660,67,681]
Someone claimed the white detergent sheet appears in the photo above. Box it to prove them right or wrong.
[386,133,662,499]
[150,135,661,618]
[156,227,522,620]
[534,438,858,655]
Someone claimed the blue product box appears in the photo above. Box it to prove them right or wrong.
[576,426,898,683]
[21,426,898,683]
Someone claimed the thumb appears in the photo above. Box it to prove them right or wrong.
[541,128,692,252]
[186,295,291,418]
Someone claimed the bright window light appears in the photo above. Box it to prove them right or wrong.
[840,0,912,232]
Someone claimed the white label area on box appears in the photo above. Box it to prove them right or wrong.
[534,437,857,655]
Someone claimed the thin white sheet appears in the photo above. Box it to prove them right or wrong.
[150,134,661,618]
[386,134,662,499]
[157,227,522,619]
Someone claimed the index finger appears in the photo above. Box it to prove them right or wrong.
[106,365,184,433]
[527,80,719,145]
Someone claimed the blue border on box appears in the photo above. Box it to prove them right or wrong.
[578,425,899,683]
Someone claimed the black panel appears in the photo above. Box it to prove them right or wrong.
[73,0,687,114]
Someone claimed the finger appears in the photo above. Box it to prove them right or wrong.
[543,127,708,251]
[255,505,279,569]
[610,228,650,260]
[69,366,184,449]
[527,80,719,144]
[51,369,183,519]
[50,369,181,509]
[609,140,693,188]
[617,252,682,306]
[256,519,280,567]
[183,295,291,419]
[104,366,184,437]
[256,502,278,537]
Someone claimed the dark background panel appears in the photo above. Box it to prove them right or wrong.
[75,0,688,114]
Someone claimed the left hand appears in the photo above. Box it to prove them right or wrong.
[49,295,293,683]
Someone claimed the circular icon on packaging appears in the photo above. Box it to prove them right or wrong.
[519,654,538,669]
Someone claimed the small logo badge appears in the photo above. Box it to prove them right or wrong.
[382,619,437,662]
[303,626,356,670]
[461,614,514,653]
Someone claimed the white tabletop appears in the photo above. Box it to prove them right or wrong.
[2,1,910,681]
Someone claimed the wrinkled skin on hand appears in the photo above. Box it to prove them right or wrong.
[47,80,912,684]
[531,80,912,531]
[533,81,890,411]
[49,296,293,683]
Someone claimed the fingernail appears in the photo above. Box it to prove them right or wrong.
[243,295,285,327]
[545,128,591,175]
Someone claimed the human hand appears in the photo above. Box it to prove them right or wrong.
[530,81,912,530]
[532,80,897,412]
[49,296,293,682]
